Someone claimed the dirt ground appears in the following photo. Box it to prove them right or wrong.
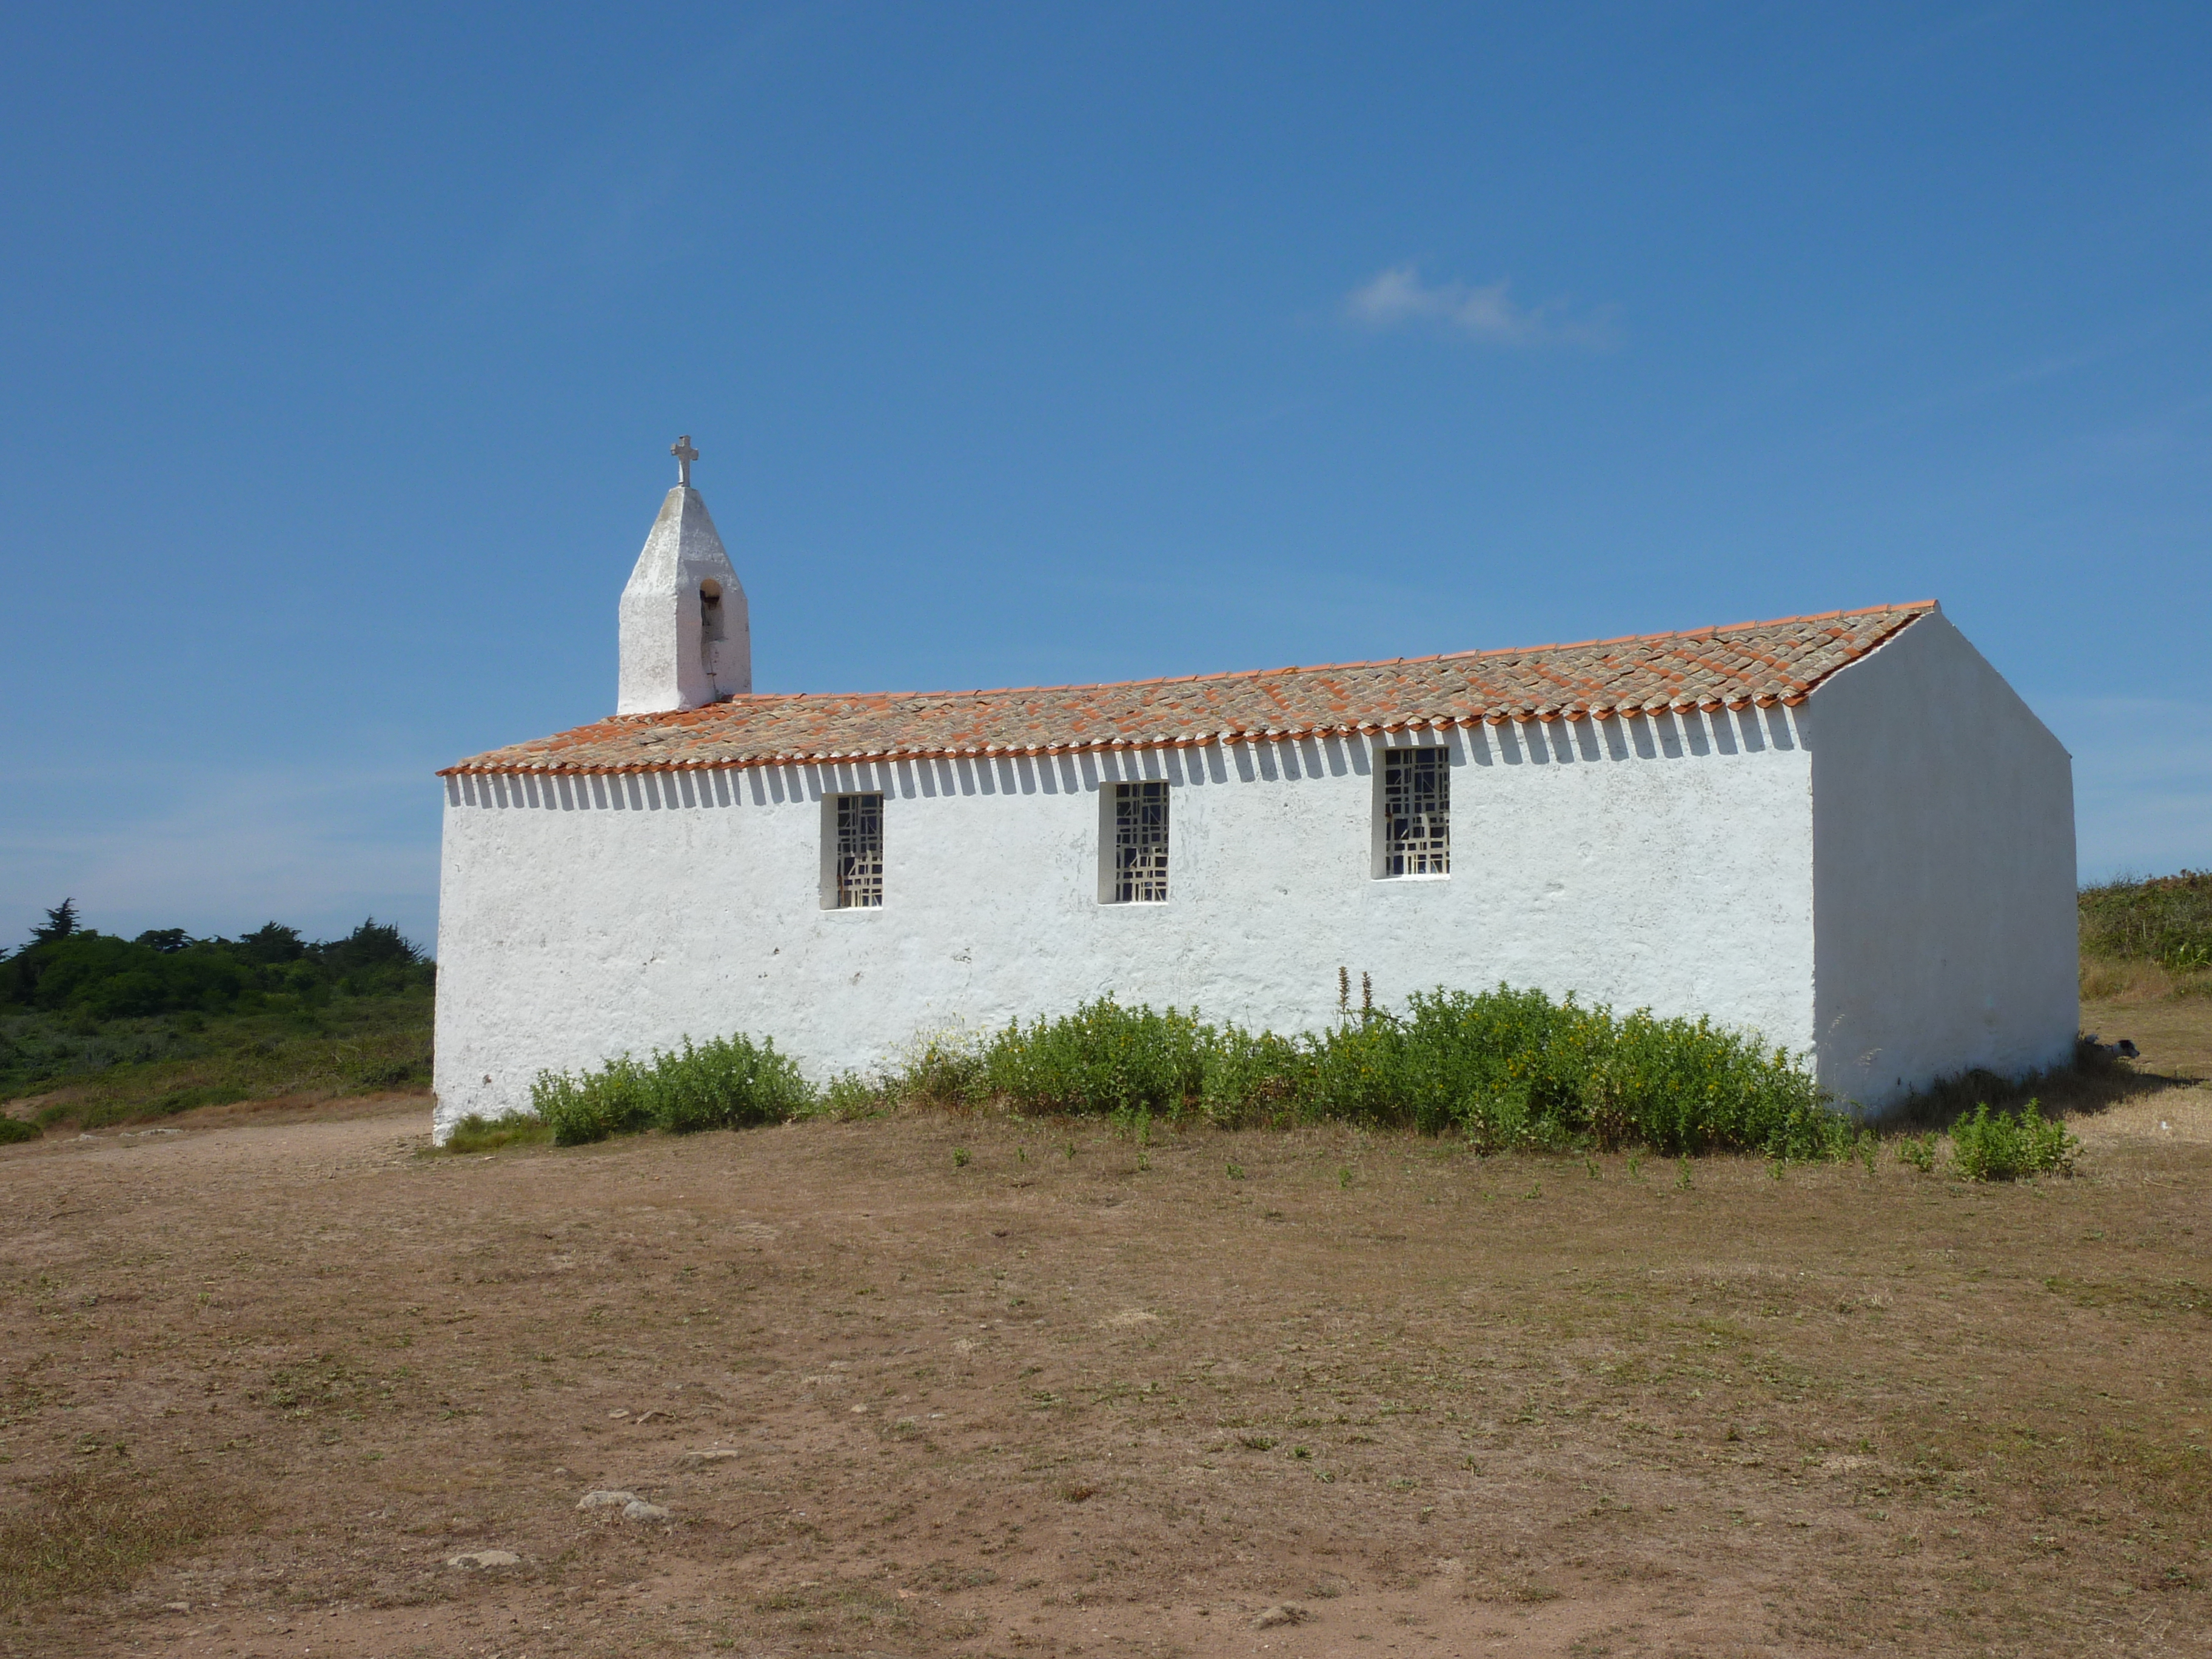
[2,1000,2209,1659]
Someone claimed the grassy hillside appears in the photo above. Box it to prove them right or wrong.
[0,904,433,1130]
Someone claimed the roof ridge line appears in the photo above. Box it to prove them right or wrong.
[448,601,1941,774]
[618,599,1938,717]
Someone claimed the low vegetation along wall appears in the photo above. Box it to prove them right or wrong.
[509,984,2084,1179]
[527,985,1849,1158]
[15,872,2165,1169]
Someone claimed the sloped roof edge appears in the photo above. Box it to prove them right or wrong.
[442,600,1937,777]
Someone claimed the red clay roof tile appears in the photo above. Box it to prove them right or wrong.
[441,602,1934,776]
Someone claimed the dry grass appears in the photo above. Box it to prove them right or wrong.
[0,1464,258,1613]
[2082,954,2212,1004]
[433,1112,555,1155]
[0,1001,2205,1656]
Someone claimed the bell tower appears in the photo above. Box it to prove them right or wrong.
[617,435,752,713]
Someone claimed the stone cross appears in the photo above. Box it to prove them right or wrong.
[671,434,699,487]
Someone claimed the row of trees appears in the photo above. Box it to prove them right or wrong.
[2,900,434,1019]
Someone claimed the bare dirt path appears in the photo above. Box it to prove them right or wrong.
[1,1080,2208,1658]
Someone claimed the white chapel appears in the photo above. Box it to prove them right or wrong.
[432,441,2079,1138]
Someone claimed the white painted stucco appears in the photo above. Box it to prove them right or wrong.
[446,518,2081,1142]
[616,485,750,713]
[1805,610,2077,1108]
[432,710,1823,1136]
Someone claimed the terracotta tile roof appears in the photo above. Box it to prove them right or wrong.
[441,601,1936,776]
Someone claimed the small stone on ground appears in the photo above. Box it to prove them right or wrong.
[446,1550,521,1569]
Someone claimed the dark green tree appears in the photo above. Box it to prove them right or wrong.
[234,922,305,965]
[314,919,421,974]
[30,899,78,945]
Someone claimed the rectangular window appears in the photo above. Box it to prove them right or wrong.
[1110,781,1170,903]
[833,793,884,908]
[1381,748,1449,876]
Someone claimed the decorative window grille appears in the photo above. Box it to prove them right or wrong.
[1112,782,1170,903]
[834,793,884,908]
[1382,748,1449,876]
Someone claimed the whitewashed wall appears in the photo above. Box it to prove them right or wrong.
[433,711,1819,1136]
[617,486,749,713]
[1805,612,2077,1110]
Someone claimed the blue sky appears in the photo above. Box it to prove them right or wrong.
[3,3,2208,953]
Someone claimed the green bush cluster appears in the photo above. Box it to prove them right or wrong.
[1946,1101,2079,1181]
[1893,1100,2079,1181]
[530,1034,811,1145]
[980,1000,1210,1116]
[497,984,1843,1157]
[489,991,2104,1177]
[954,987,1843,1158]
[2079,871,2212,973]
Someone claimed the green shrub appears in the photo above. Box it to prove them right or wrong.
[965,984,1843,1158]
[1308,1010,1430,1130]
[1593,1004,1843,1160]
[889,1025,988,1108]
[1293,988,1844,1157]
[0,1118,36,1145]
[1196,1024,1312,1125]
[1948,1101,2078,1181]
[530,1034,813,1145]
[520,987,1855,1158]
[2079,871,2212,972]
[1389,985,1597,1142]
[531,1054,652,1145]
[648,1035,813,1133]
[980,998,1209,1116]
[815,1070,888,1119]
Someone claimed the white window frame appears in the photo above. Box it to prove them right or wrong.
[1373,743,1450,878]
[820,791,885,910]
[1098,780,1171,904]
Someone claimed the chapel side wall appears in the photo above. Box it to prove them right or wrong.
[1807,612,2077,1112]
[430,714,1816,1138]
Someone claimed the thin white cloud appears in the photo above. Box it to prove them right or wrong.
[1345,264,1615,348]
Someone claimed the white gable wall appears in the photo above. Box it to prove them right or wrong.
[1805,611,2077,1111]
[432,711,1817,1136]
